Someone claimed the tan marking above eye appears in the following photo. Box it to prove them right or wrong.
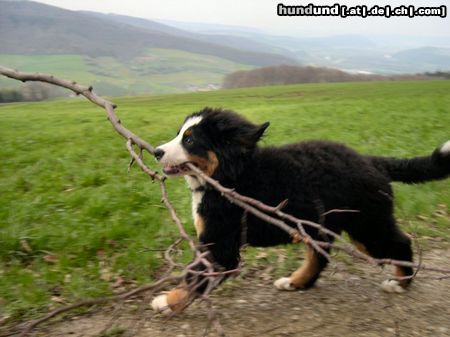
[183,128,193,137]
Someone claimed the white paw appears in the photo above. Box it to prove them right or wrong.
[440,140,450,154]
[274,277,296,291]
[381,279,405,294]
[151,294,172,315]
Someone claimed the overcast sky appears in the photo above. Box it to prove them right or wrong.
[33,0,450,37]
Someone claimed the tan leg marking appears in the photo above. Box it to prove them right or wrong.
[348,238,411,292]
[349,237,370,256]
[382,266,412,293]
[290,244,320,288]
[395,266,411,288]
[166,287,189,313]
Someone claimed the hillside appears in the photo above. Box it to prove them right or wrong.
[0,1,295,65]
[169,21,450,74]
[1,0,449,96]
[0,50,252,95]
[0,1,296,95]
[393,47,450,68]
[88,12,294,56]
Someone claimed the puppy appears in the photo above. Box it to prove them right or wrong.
[151,107,450,314]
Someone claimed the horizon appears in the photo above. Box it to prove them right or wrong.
[17,0,450,39]
[1,0,449,96]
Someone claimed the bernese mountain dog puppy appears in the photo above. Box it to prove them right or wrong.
[151,107,450,314]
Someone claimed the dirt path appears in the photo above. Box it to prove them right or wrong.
[28,248,450,337]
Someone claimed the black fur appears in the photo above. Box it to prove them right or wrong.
[369,146,450,184]
[158,107,450,291]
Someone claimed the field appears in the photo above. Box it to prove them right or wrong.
[0,80,449,325]
[0,49,250,95]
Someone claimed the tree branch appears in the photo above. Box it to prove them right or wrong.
[1,65,449,337]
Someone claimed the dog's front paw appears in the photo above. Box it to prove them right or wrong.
[151,288,189,314]
[151,294,172,315]
[274,277,296,291]
[381,279,406,294]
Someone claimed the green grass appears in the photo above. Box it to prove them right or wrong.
[0,50,250,95]
[0,80,449,321]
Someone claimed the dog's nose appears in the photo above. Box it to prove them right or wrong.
[154,148,165,161]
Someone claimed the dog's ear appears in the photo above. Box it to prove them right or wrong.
[201,108,269,148]
[254,122,270,142]
[236,121,270,148]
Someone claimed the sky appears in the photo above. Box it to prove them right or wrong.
[32,0,450,37]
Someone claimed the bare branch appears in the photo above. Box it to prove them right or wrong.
[17,276,181,337]
[1,65,449,337]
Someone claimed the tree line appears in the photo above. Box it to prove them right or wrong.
[0,83,64,103]
[223,65,448,89]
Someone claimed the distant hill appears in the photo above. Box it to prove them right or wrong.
[163,20,450,74]
[157,19,265,36]
[392,47,450,68]
[1,0,448,95]
[83,12,295,57]
[0,0,299,95]
[0,1,295,66]
[223,65,434,89]
[81,12,197,40]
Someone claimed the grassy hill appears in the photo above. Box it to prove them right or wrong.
[0,80,449,322]
[0,49,251,95]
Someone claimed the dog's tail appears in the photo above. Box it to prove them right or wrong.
[369,141,450,184]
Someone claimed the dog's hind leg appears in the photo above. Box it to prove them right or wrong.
[380,230,414,293]
[351,228,413,293]
[274,244,329,291]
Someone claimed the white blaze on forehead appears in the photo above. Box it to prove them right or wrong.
[179,115,203,137]
[440,140,450,154]
[157,115,203,167]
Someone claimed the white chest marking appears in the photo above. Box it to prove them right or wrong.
[191,189,204,213]
[191,190,205,232]
[185,175,206,237]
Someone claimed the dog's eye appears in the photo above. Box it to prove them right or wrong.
[184,136,194,145]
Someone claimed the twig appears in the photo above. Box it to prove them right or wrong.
[17,276,181,337]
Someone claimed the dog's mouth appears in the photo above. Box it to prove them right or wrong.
[163,162,198,176]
